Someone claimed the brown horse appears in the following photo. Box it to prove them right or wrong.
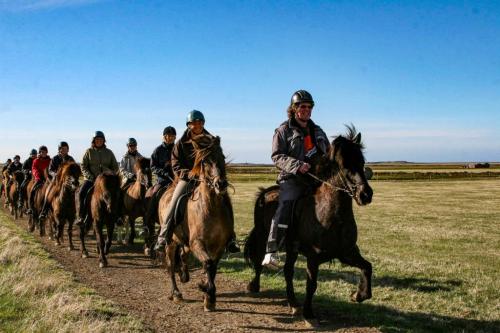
[1,169,9,208]
[28,179,50,236]
[7,170,24,219]
[158,134,234,311]
[82,171,121,268]
[45,162,81,249]
[244,125,374,327]
[118,157,152,245]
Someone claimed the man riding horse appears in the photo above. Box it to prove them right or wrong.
[75,131,119,227]
[28,146,51,215]
[119,138,147,188]
[19,149,37,208]
[154,110,240,253]
[5,155,22,205]
[39,141,75,220]
[261,90,330,269]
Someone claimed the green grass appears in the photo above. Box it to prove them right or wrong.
[0,210,149,333]
[221,179,500,332]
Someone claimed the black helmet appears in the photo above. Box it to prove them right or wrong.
[14,155,20,160]
[38,145,48,153]
[58,141,69,149]
[30,149,37,156]
[291,90,314,107]
[186,110,205,126]
[93,130,105,140]
[163,126,176,136]
[127,137,137,146]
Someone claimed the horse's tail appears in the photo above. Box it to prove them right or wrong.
[244,186,278,266]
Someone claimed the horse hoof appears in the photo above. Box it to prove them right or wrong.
[303,318,319,328]
[350,290,371,303]
[144,247,150,256]
[173,294,183,303]
[291,306,302,316]
[99,262,107,268]
[246,281,260,294]
[203,299,215,312]
[82,251,89,259]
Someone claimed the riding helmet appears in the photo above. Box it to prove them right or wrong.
[93,131,106,140]
[163,126,176,136]
[14,155,20,160]
[38,145,48,153]
[30,149,37,156]
[186,110,205,126]
[291,90,315,107]
[127,138,137,146]
[58,141,69,149]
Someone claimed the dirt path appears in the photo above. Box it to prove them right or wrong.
[5,209,378,333]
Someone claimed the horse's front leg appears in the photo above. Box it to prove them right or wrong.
[94,220,107,268]
[284,251,300,315]
[340,246,372,302]
[79,223,89,258]
[166,244,183,301]
[67,219,75,251]
[127,216,136,245]
[303,257,320,327]
[104,218,114,256]
[200,258,218,312]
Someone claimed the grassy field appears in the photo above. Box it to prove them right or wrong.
[0,210,149,333]
[221,178,500,332]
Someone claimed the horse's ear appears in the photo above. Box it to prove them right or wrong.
[354,132,361,144]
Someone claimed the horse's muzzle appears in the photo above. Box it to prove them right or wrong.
[356,183,373,205]
[214,179,228,195]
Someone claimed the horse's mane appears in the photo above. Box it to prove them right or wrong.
[135,157,150,172]
[189,134,224,179]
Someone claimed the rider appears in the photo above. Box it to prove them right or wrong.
[2,158,12,174]
[28,146,51,214]
[119,138,145,188]
[5,155,22,203]
[75,131,119,226]
[261,90,330,269]
[19,150,37,208]
[39,141,75,220]
[48,141,75,179]
[143,126,176,236]
[154,111,240,253]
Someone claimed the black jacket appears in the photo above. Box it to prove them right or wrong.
[171,128,211,181]
[49,154,75,178]
[7,161,22,175]
[22,158,34,174]
[150,142,175,184]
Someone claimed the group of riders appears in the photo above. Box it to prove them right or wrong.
[1,90,325,269]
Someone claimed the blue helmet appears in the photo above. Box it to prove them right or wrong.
[186,110,205,126]
[93,131,105,140]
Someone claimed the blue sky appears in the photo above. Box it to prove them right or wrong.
[1,0,499,163]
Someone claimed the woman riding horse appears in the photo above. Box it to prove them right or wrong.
[261,90,330,269]
[28,146,51,215]
[119,137,148,188]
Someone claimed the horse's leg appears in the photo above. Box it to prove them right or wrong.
[104,218,114,256]
[127,217,136,245]
[198,258,217,312]
[95,220,107,268]
[68,219,75,251]
[339,246,372,303]
[178,246,190,283]
[303,257,320,327]
[57,219,65,246]
[79,223,89,258]
[284,251,300,315]
[166,244,182,301]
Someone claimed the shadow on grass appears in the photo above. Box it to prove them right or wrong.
[217,258,496,333]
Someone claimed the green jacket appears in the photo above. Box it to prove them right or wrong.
[81,146,119,181]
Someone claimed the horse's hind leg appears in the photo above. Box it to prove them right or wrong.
[166,244,183,301]
[79,224,89,258]
[68,220,75,251]
[284,251,300,315]
[127,217,136,245]
[104,219,114,255]
[339,246,372,303]
[178,246,190,283]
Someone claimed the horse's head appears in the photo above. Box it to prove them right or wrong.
[134,157,151,186]
[95,172,121,213]
[59,162,81,191]
[190,134,228,195]
[13,170,24,184]
[330,125,373,206]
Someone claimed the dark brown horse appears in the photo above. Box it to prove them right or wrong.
[82,171,121,268]
[46,162,81,249]
[28,179,50,236]
[158,134,234,311]
[244,125,373,327]
[7,170,24,219]
[118,157,152,245]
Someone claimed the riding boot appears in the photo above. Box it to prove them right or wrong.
[154,217,173,251]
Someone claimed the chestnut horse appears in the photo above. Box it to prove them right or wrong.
[244,125,374,327]
[118,157,152,245]
[46,162,81,249]
[158,134,234,311]
[7,170,24,219]
[28,179,50,236]
[80,171,121,268]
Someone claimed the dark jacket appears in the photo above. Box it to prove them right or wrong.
[150,142,175,184]
[81,145,118,182]
[7,161,22,175]
[172,128,211,181]
[22,157,34,174]
[272,118,329,182]
[49,154,75,178]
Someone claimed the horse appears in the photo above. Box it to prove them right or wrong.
[244,125,374,327]
[158,134,234,311]
[45,162,81,249]
[118,157,152,245]
[28,179,50,236]
[1,169,9,208]
[81,171,121,268]
[7,170,24,219]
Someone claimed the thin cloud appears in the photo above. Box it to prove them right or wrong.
[0,0,104,11]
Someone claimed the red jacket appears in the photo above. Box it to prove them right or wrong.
[32,156,51,182]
